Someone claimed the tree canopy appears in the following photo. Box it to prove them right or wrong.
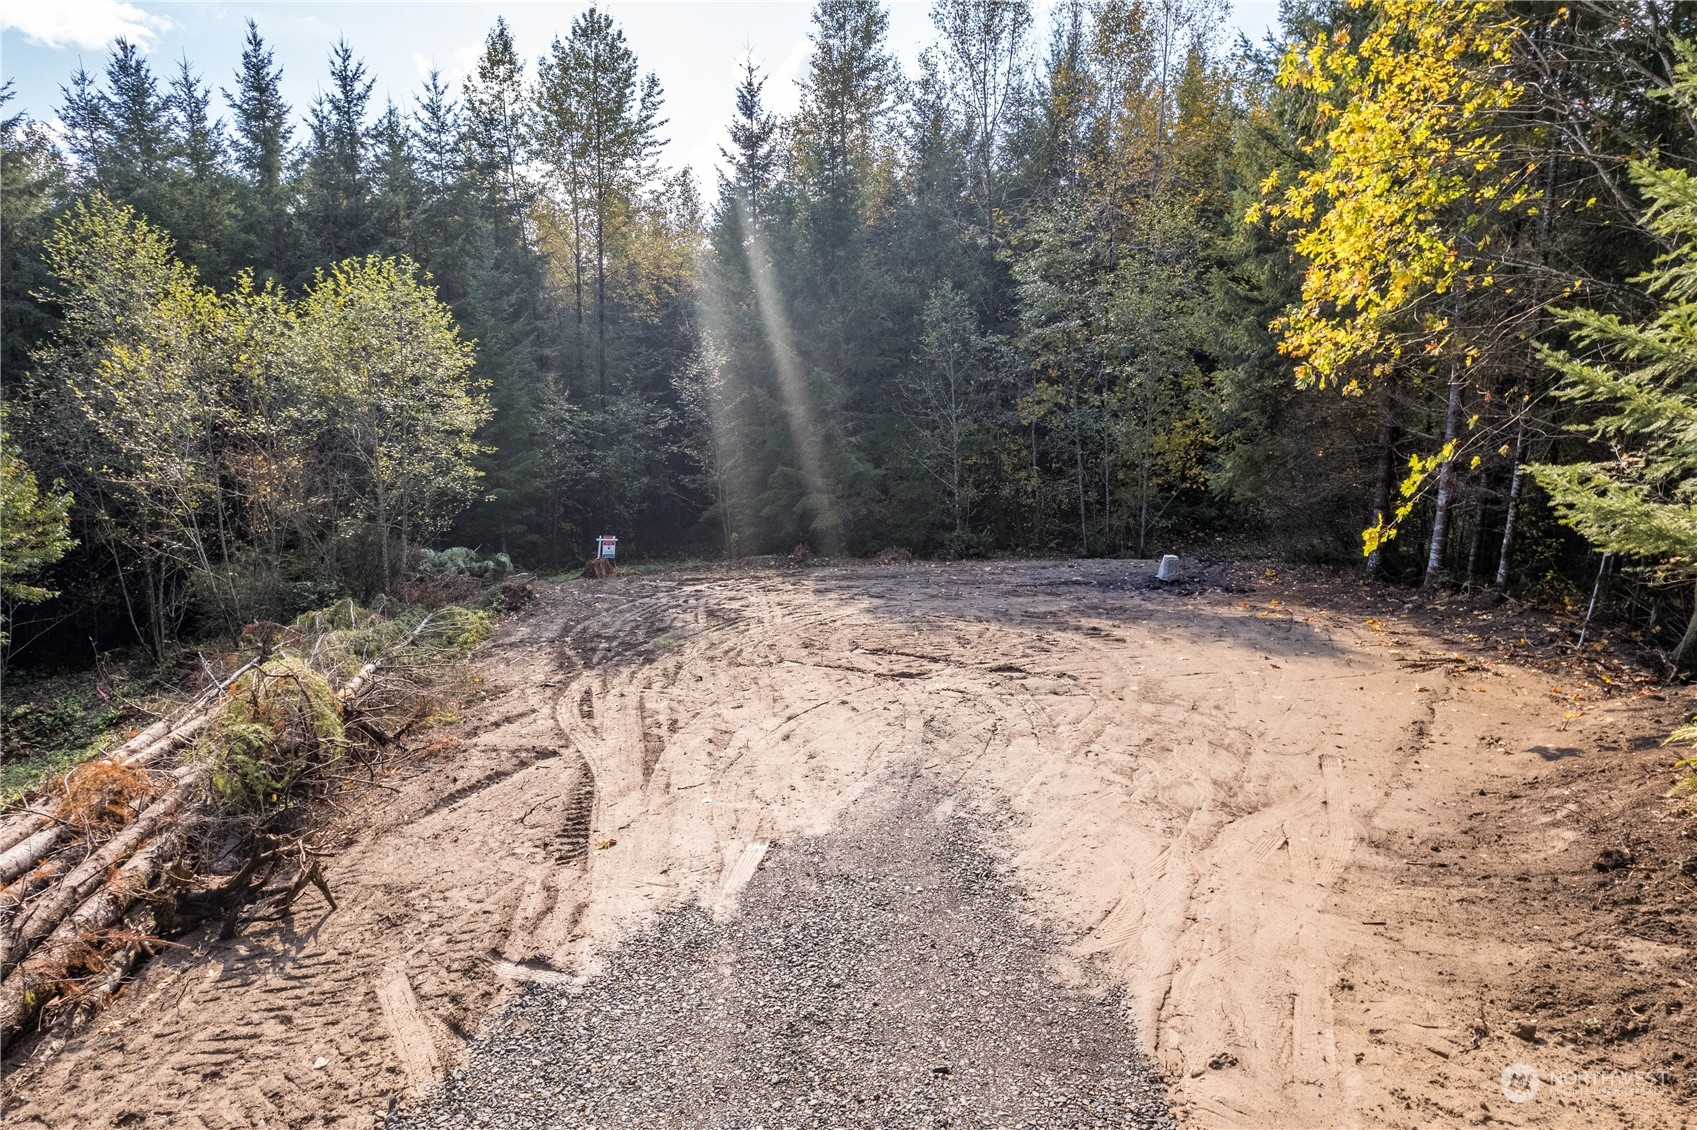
[5,1,1697,668]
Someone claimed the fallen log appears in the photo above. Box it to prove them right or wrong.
[0,812,53,856]
[0,771,201,978]
[62,938,146,1033]
[0,722,213,887]
[108,657,262,771]
[0,617,436,1041]
[0,829,183,1045]
[0,816,64,873]
[338,611,436,703]
[111,712,216,771]
[0,860,69,929]
[47,915,153,1035]
[0,829,65,887]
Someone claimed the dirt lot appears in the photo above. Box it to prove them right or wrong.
[4,559,1693,1128]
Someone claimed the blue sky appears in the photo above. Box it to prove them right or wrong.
[2,1,1283,185]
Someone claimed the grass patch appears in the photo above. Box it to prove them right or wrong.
[3,600,496,813]
[543,553,729,580]
[1,669,168,807]
[1670,717,1697,808]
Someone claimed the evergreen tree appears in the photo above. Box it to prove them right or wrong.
[370,100,423,254]
[224,19,295,275]
[462,17,532,224]
[719,59,779,221]
[1,86,66,382]
[164,57,235,276]
[449,22,563,564]
[301,38,376,264]
[414,69,463,193]
[535,6,666,392]
[99,40,171,208]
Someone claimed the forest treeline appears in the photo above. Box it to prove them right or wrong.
[6,0,1697,667]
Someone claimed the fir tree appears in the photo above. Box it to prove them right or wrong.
[301,38,375,263]
[224,20,294,275]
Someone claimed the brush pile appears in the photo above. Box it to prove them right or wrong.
[0,600,491,1050]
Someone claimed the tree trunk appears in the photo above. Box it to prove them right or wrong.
[1102,389,1113,552]
[0,816,44,856]
[1075,417,1087,552]
[63,929,149,1033]
[1029,420,1039,546]
[719,468,734,560]
[0,860,68,935]
[596,187,608,394]
[0,830,64,887]
[1138,454,1150,559]
[1424,357,1466,588]
[573,208,586,387]
[1465,486,1486,585]
[1494,413,1526,590]
[1673,581,1697,672]
[0,829,183,1045]
[1366,380,1398,578]
[2,773,199,977]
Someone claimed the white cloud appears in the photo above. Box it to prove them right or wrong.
[768,38,810,115]
[413,42,482,90]
[2,0,169,50]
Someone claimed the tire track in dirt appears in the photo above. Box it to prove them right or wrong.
[8,562,1672,1130]
[1,593,593,1130]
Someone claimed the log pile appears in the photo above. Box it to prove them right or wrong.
[0,615,442,1051]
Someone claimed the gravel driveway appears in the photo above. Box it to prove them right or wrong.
[391,772,1175,1129]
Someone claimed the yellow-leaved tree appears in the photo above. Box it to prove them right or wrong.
[1251,0,1535,581]
[0,421,75,648]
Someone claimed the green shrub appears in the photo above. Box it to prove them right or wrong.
[289,600,413,679]
[415,546,513,581]
[428,606,494,650]
[942,530,995,559]
[202,656,345,811]
[290,579,347,614]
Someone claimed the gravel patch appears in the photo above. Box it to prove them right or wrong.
[391,774,1175,1129]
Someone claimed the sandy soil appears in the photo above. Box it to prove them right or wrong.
[3,559,1692,1129]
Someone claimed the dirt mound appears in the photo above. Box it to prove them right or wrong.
[581,556,614,579]
[874,546,912,565]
